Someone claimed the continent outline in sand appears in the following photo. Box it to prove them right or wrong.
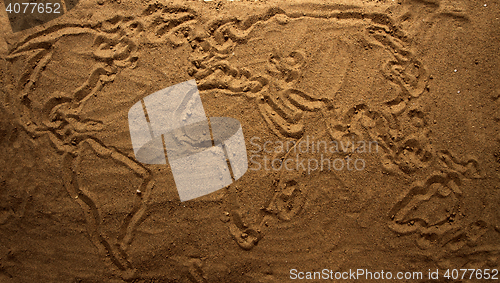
[2,0,493,279]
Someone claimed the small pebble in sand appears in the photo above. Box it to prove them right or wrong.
[454,69,457,72]
[491,89,500,100]
[97,0,104,5]
[275,14,290,25]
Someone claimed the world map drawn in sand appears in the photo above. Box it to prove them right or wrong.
[1,0,500,281]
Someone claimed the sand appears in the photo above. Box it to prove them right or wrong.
[0,0,500,281]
